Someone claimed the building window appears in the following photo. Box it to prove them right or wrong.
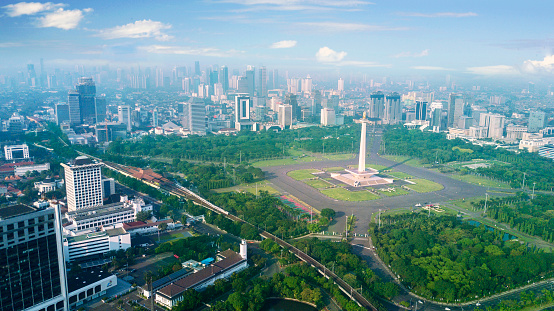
[69,296,77,304]
[79,292,85,300]
[95,285,101,293]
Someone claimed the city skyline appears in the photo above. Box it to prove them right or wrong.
[1,0,554,79]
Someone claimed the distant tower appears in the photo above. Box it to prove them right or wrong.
[219,66,229,93]
[278,104,293,128]
[448,93,464,128]
[246,68,255,97]
[240,240,247,259]
[258,66,267,97]
[118,105,132,131]
[384,93,401,124]
[152,108,159,127]
[195,61,200,76]
[415,100,428,121]
[235,95,253,131]
[68,90,81,125]
[55,103,70,125]
[338,78,344,92]
[76,77,97,124]
[369,91,385,119]
[528,110,547,132]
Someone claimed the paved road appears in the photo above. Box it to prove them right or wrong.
[263,132,489,235]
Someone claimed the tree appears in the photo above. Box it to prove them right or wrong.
[136,211,152,222]
[158,222,168,231]
[321,208,336,219]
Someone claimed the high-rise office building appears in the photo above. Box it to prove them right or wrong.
[278,104,293,128]
[369,91,385,119]
[528,110,547,132]
[479,113,505,139]
[448,93,464,128]
[338,78,344,92]
[67,90,81,125]
[152,109,159,127]
[194,61,200,76]
[273,69,279,89]
[235,95,253,131]
[430,102,443,131]
[415,100,428,121]
[76,77,96,124]
[285,94,299,120]
[0,204,68,311]
[182,98,206,135]
[27,64,36,87]
[118,105,132,131]
[321,108,336,126]
[61,156,103,212]
[258,66,267,97]
[55,103,70,125]
[268,70,274,90]
[219,66,229,93]
[384,93,401,124]
[301,75,312,94]
[95,95,106,123]
[246,68,255,98]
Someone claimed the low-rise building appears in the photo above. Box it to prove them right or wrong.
[122,219,180,236]
[34,178,64,194]
[67,269,117,309]
[63,226,131,262]
[155,241,248,309]
[539,144,554,161]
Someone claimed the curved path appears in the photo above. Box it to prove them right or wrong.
[263,133,489,235]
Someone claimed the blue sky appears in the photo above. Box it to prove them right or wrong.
[1,0,554,77]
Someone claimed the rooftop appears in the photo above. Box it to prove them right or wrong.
[67,268,113,293]
[0,204,37,220]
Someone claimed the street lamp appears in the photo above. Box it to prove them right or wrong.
[532,182,536,199]
[483,193,489,216]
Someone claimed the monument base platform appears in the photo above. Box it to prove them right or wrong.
[331,169,393,187]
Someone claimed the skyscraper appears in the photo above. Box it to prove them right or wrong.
[219,66,229,93]
[183,98,206,135]
[273,69,279,89]
[95,95,106,123]
[448,93,464,128]
[321,108,336,126]
[61,156,103,212]
[76,77,97,124]
[369,91,385,119]
[278,104,292,128]
[194,61,200,76]
[235,95,253,131]
[258,66,267,97]
[27,64,36,87]
[415,100,428,121]
[285,94,299,120]
[528,110,547,132]
[118,105,132,131]
[246,68,255,98]
[152,108,159,127]
[384,93,401,124]
[0,204,68,311]
[338,78,344,92]
[67,90,80,125]
[56,103,70,125]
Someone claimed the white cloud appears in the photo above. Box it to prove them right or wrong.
[337,60,389,67]
[97,20,173,41]
[0,42,25,48]
[218,0,373,12]
[412,66,451,71]
[300,22,407,32]
[37,8,84,30]
[83,8,93,13]
[398,12,477,18]
[466,65,518,75]
[394,49,429,58]
[270,40,297,49]
[316,47,347,63]
[522,55,554,73]
[3,2,65,17]
[139,45,243,57]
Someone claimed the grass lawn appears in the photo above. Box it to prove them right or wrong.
[252,157,321,167]
[405,179,444,193]
[323,153,354,160]
[320,187,379,201]
[288,149,306,157]
[386,171,414,179]
[379,187,410,197]
[304,179,332,189]
[214,181,280,195]
[448,174,511,189]
[323,166,345,172]
[287,169,321,180]
[371,208,414,222]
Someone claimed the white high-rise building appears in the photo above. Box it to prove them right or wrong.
[278,104,293,128]
[480,113,505,139]
[369,91,385,119]
[448,93,464,128]
[321,108,336,126]
[235,95,253,131]
[68,90,80,125]
[61,156,103,212]
[384,93,401,124]
[338,78,344,92]
[118,105,131,131]
[301,75,312,94]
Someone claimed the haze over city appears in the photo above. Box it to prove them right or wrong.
[1,0,554,79]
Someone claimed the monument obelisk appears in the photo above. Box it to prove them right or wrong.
[357,112,370,173]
